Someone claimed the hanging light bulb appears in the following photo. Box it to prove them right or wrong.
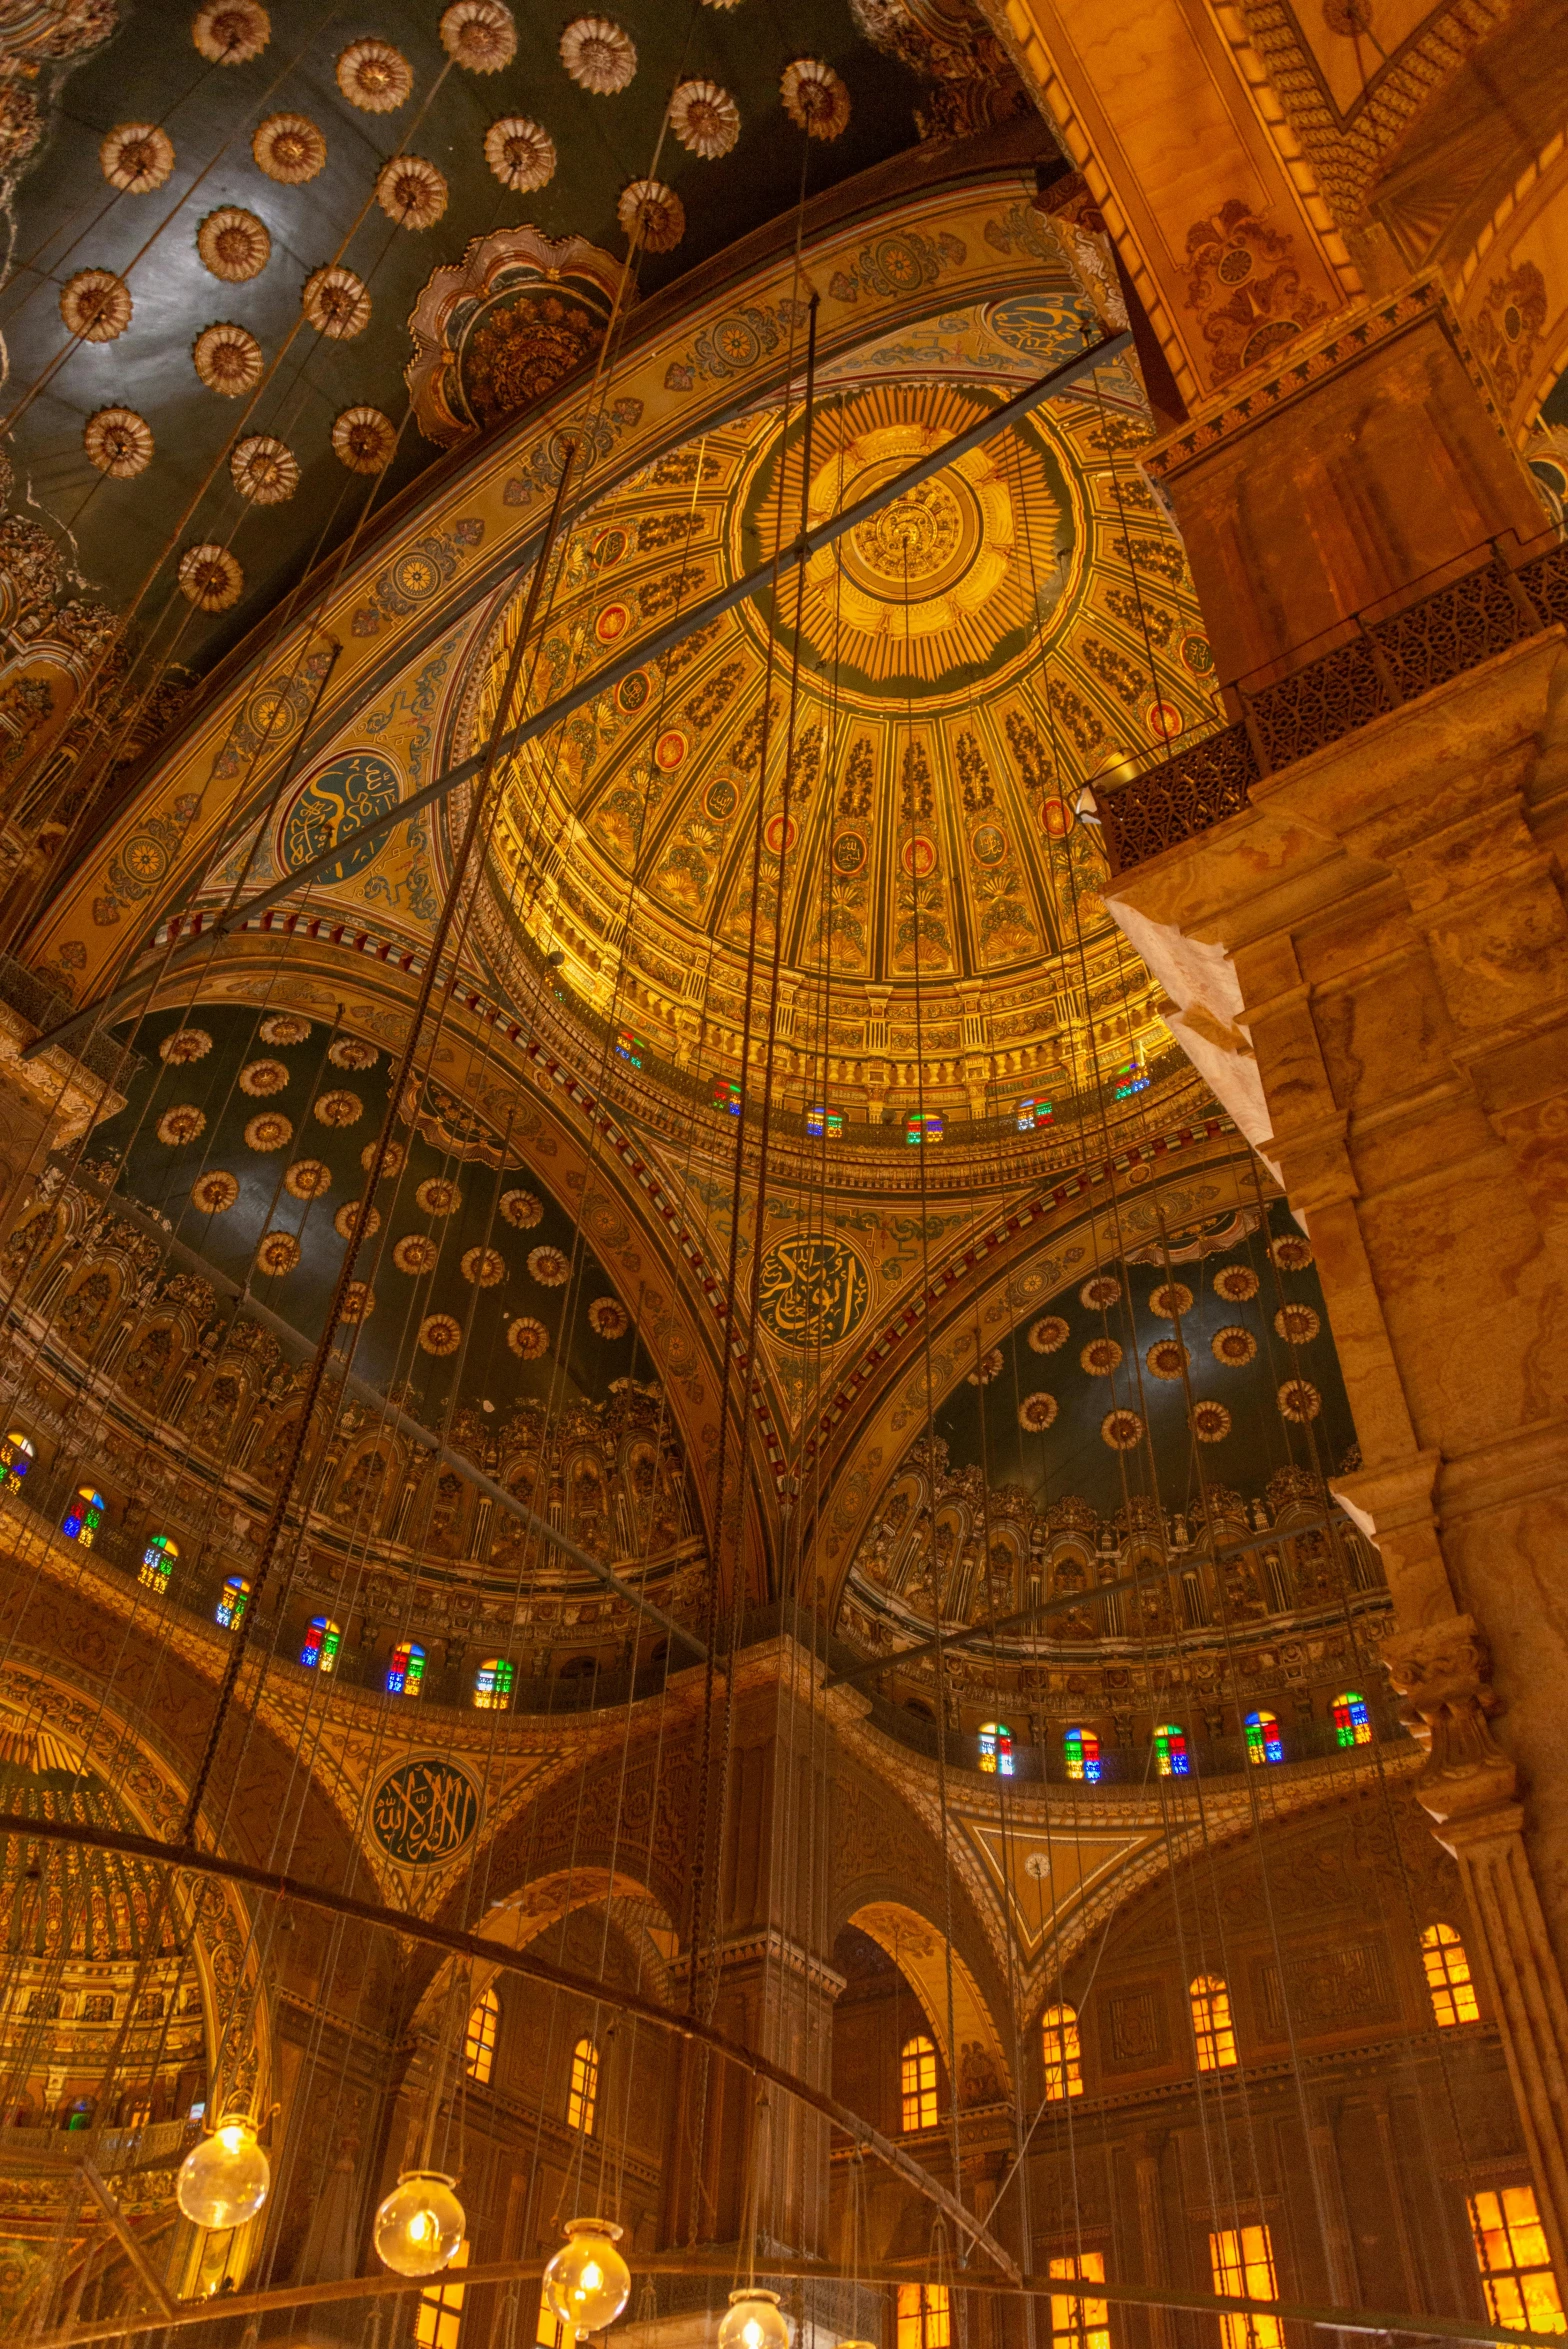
[717,2289,791,2349]
[175,2111,270,2230]
[543,2216,632,2338]
[373,2170,466,2277]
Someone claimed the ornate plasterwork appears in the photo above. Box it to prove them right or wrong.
[405,225,627,449]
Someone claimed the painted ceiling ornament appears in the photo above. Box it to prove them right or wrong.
[617,178,683,254]
[193,320,263,395]
[253,112,325,183]
[1213,1264,1259,1303]
[1190,1399,1232,1444]
[376,154,448,231]
[340,1281,376,1323]
[416,1177,461,1217]
[192,0,270,64]
[508,1314,548,1359]
[259,1012,309,1044]
[484,116,555,193]
[239,1058,288,1096]
[196,206,269,284]
[440,0,516,70]
[303,264,371,339]
[363,1137,406,1175]
[419,1312,463,1357]
[668,79,740,159]
[159,1026,211,1063]
[780,57,850,139]
[332,405,397,473]
[336,37,412,110]
[967,1345,1003,1387]
[230,433,299,504]
[527,1244,570,1287]
[405,224,623,447]
[157,1105,205,1146]
[393,1233,439,1275]
[1027,1314,1069,1353]
[560,16,636,94]
[1275,1301,1321,1345]
[847,0,1023,140]
[244,1113,292,1151]
[191,1170,239,1215]
[285,1158,332,1199]
[1079,1273,1120,1311]
[1080,1335,1122,1377]
[461,1245,507,1287]
[499,1188,543,1229]
[334,1201,381,1239]
[177,541,243,611]
[100,123,175,193]
[1212,1324,1257,1368]
[314,1089,363,1127]
[1149,1280,1194,1320]
[1270,1233,1314,1271]
[1146,1337,1189,1381]
[256,1231,300,1276]
[329,1035,378,1070]
[60,268,131,342]
[1278,1377,1322,1424]
[586,1296,628,1340]
[84,407,153,478]
[1017,1391,1057,1432]
[1101,1406,1143,1451]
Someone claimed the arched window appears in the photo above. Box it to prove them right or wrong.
[900,2033,938,2131]
[1065,1726,1101,1783]
[1332,1690,1372,1748]
[566,2036,598,2134]
[1422,1923,1480,2027]
[1049,2254,1108,2349]
[464,1988,499,2085]
[139,1534,177,1593]
[0,1430,35,1485]
[1244,1710,1283,1764]
[1468,2187,1564,2333]
[978,1721,1014,1777]
[1154,1723,1190,1777]
[474,1657,514,1711]
[1041,2004,1083,2100]
[386,1641,425,1697]
[301,1618,341,1673]
[61,1487,103,1546]
[1191,1975,1237,2071]
[215,1577,250,1630]
[415,2240,469,2349]
[897,2285,951,2349]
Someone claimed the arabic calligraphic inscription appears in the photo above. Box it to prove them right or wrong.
[755,1234,870,1351]
[370,1757,481,1868]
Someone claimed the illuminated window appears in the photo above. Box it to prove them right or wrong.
[415,2240,468,2349]
[900,2034,938,2131]
[0,1430,35,1485]
[1041,2005,1082,2100]
[1244,1711,1283,1765]
[301,1617,341,1672]
[464,1988,498,2085]
[978,1721,1014,1777]
[567,2036,598,2134]
[536,2308,568,2349]
[387,1641,424,1697]
[1209,2226,1282,2349]
[474,1656,514,1710]
[896,2284,951,2349]
[1112,1059,1149,1100]
[807,1104,844,1139]
[1191,1976,1237,2072]
[139,1533,177,1592]
[1331,1690,1372,1748]
[1016,1098,1054,1133]
[1065,1726,1101,1783]
[215,1576,250,1630]
[712,1076,741,1117]
[1468,2186,1566,2335]
[614,1026,648,1070]
[1050,2253,1108,2349]
[61,1486,104,1546]
[1422,1923,1480,2027]
[1154,1723,1190,1777]
[904,1111,945,1145]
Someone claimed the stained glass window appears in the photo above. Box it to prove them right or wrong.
[567,2036,598,2134]
[1422,1923,1480,2027]
[900,2034,938,2131]
[1244,1710,1283,1765]
[978,1721,1014,1777]
[1112,1059,1149,1099]
[475,1657,514,1710]
[904,1111,945,1145]
[139,1534,177,1592]
[1050,2252,1108,2349]
[1191,1976,1237,2072]
[1042,2005,1082,2099]
[464,1988,499,2085]
[414,2240,468,2349]
[807,1104,844,1139]
[1332,1690,1372,1748]
[61,1486,104,1546]
[1065,1726,1101,1783]
[1468,2186,1565,2334]
[1016,1098,1054,1132]
[712,1076,741,1116]
[387,1641,424,1697]
[301,1617,341,1672]
[1154,1723,1190,1777]
[614,1027,648,1069]
[896,2284,950,2349]
[0,1430,34,1485]
[1209,2226,1282,2349]
[215,1576,250,1630]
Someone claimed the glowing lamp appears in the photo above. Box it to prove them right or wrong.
[717,2289,791,2349]
[175,2112,270,2231]
[543,2216,632,2338]
[373,2170,466,2277]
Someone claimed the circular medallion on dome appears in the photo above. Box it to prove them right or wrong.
[833,831,867,873]
[971,823,1006,865]
[756,1234,870,1350]
[370,1756,480,1866]
[901,834,938,878]
[655,729,687,770]
[704,778,738,821]
[842,467,979,604]
[595,603,629,643]
[765,812,797,856]
[282,752,400,883]
[617,671,650,713]
[1041,797,1070,839]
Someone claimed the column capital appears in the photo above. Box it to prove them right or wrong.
[1380,1611,1518,1829]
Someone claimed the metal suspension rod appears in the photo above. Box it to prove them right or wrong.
[23,332,1130,1067]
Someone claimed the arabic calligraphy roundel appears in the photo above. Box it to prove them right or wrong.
[371,1757,481,1867]
[756,1234,870,1351]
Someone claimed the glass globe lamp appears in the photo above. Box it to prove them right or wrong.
[718,2289,791,2349]
[373,2170,466,2277]
[543,2216,632,2338]
[175,2112,270,2231]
